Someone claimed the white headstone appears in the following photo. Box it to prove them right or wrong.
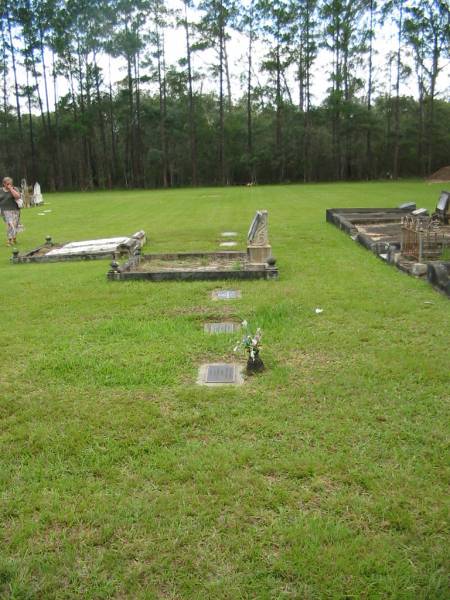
[32,182,44,206]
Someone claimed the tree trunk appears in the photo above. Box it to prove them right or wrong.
[183,1,197,185]
[6,12,23,149]
[218,0,225,185]
[393,0,403,180]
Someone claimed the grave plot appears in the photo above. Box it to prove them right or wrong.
[12,231,146,264]
[327,193,450,296]
[108,251,275,281]
[108,211,278,282]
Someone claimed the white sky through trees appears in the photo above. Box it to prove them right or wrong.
[10,0,450,114]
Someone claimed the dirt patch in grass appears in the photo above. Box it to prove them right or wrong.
[285,349,340,371]
[428,165,450,182]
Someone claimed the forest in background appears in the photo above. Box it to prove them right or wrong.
[0,0,449,190]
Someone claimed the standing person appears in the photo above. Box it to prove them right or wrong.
[0,177,22,246]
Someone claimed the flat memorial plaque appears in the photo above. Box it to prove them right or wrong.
[204,322,239,334]
[206,364,236,383]
[221,232,238,237]
[219,241,237,247]
[213,290,241,300]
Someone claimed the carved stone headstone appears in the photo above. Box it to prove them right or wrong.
[435,190,450,224]
[247,210,271,263]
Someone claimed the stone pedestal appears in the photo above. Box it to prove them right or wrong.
[247,245,271,264]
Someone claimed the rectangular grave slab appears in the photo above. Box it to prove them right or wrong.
[219,241,237,247]
[197,362,244,386]
[213,290,242,300]
[206,364,236,383]
[204,322,240,334]
[12,231,146,263]
[221,232,238,237]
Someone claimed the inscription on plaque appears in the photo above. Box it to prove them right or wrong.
[206,364,236,383]
[214,290,241,300]
[204,322,239,334]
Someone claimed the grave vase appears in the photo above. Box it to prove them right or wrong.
[246,350,264,374]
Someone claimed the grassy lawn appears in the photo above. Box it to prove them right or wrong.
[0,181,448,599]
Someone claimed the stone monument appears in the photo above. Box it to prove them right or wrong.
[20,179,32,208]
[247,210,272,263]
[32,182,44,206]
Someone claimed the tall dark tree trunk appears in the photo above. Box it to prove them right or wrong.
[107,57,119,186]
[156,22,168,188]
[246,6,255,183]
[218,0,225,185]
[275,43,284,182]
[366,0,374,179]
[25,65,36,179]
[183,1,197,185]
[393,0,403,180]
[1,15,8,128]
[93,52,110,188]
[6,11,23,154]
[51,49,63,189]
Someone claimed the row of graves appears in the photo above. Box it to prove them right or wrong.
[12,210,278,281]
[11,210,277,386]
[326,191,450,297]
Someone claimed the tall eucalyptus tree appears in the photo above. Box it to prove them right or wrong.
[405,0,450,174]
[257,0,295,182]
[321,0,368,179]
[293,0,318,181]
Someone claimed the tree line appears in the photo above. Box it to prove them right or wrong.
[0,0,449,190]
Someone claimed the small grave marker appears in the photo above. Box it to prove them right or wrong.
[197,362,244,386]
[221,232,238,237]
[212,290,241,300]
[206,364,236,383]
[219,241,237,247]
[204,322,240,334]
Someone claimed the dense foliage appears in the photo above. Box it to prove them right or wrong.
[0,0,449,189]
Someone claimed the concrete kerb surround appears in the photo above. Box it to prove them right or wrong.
[326,206,450,296]
[109,252,278,281]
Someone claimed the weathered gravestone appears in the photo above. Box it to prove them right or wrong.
[247,210,272,263]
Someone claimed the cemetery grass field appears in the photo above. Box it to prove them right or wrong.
[1,181,449,599]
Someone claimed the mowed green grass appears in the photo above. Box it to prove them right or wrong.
[0,182,448,599]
